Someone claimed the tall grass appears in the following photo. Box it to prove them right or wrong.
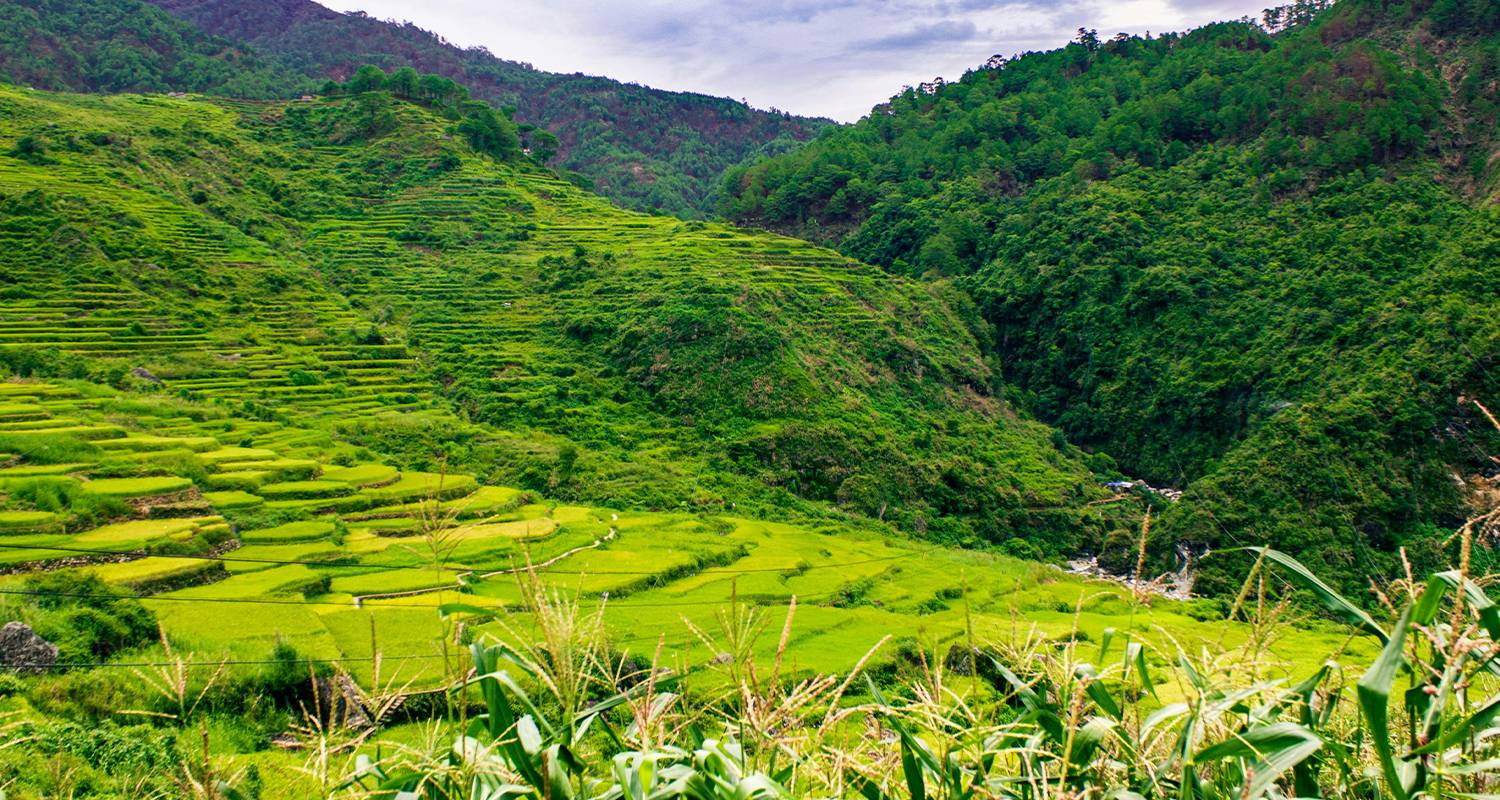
[338,543,1500,799]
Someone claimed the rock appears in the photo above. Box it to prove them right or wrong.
[311,673,375,730]
[130,366,163,385]
[0,621,58,674]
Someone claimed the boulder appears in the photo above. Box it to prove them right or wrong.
[0,621,58,674]
[130,366,163,385]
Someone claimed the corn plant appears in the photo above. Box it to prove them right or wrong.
[340,539,1500,800]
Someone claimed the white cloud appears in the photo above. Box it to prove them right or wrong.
[318,0,1270,121]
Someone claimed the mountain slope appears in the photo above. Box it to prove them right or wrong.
[0,84,1102,551]
[144,0,832,218]
[0,0,311,96]
[0,0,831,218]
[724,0,1500,595]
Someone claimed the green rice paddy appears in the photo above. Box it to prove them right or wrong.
[0,379,1364,695]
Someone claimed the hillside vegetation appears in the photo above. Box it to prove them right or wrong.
[0,379,1377,796]
[0,0,312,97]
[0,83,1108,554]
[0,0,831,219]
[149,0,835,218]
[724,0,1500,595]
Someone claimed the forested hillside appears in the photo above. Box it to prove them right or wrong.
[145,0,831,217]
[0,0,311,97]
[724,0,1500,595]
[0,83,1104,555]
[0,0,830,218]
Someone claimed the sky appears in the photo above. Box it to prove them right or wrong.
[319,0,1271,122]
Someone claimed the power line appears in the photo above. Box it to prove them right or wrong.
[1,587,380,608]
[0,542,910,576]
[0,542,471,573]
[5,652,451,670]
[0,587,834,611]
[4,633,710,671]
[540,554,908,575]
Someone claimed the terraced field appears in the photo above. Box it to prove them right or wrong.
[0,85,1102,552]
[0,85,1389,798]
[0,380,1359,692]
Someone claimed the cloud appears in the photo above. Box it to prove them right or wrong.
[318,0,1270,122]
[862,20,980,51]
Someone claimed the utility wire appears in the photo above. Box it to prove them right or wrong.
[0,542,908,576]
[0,587,833,611]
[3,634,708,671]
[0,542,471,573]
[5,652,450,670]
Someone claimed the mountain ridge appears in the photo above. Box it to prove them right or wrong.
[722,0,1500,594]
[0,0,832,218]
[142,0,834,217]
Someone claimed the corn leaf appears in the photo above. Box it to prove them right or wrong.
[1244,547,1387,644]
[1357,603,1414,800]
[1195,722,1322,799]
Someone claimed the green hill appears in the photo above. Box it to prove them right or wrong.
[147,0,834,218]
[0,83,1104,554]
[0,0,832,219]
[723,0,1500,595]
[0,0,311,96]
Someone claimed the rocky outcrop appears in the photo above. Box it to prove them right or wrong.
[0,621,58,674]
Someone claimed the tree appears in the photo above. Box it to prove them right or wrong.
[528,128,560,164]
[347,64,386,94]
[350,92,396,139]
[457,100,521,160]
[384,65,419,99]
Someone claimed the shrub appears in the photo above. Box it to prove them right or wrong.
[17,571,158,662]
[253,640,332,709]
[24,719,176,774]
[0,433,99,464]
[5,477,130,528]
[0,672,26,696]
[998,536,1043,561]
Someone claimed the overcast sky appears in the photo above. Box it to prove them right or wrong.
[319,0,1269,122]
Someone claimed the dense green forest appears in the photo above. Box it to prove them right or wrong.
[0,0,312,97]
[724,0,1500,595]
[145,0,831,217]
[0,0,830,219]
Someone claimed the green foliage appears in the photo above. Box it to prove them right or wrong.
[0,720,179,797]
[727,0,1500,594]
[455,99,522,160]
[0,83,1100,544]
[5,477,131,529]
[252,639,332,709]
[346,550,1500,799]
[0,0,311,97]
[10,571,158,663]
[23,720,177,774]
[0,0,829,218]
[0,432,98,464]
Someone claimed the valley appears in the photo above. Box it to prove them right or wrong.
[0,0,1495,796]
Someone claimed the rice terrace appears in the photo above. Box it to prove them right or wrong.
[0,0,1498,797]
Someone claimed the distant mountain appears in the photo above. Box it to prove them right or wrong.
[0,0,830,217]
[0,0,311,97]
[143,0,833,217]
[724,0,1500,596]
